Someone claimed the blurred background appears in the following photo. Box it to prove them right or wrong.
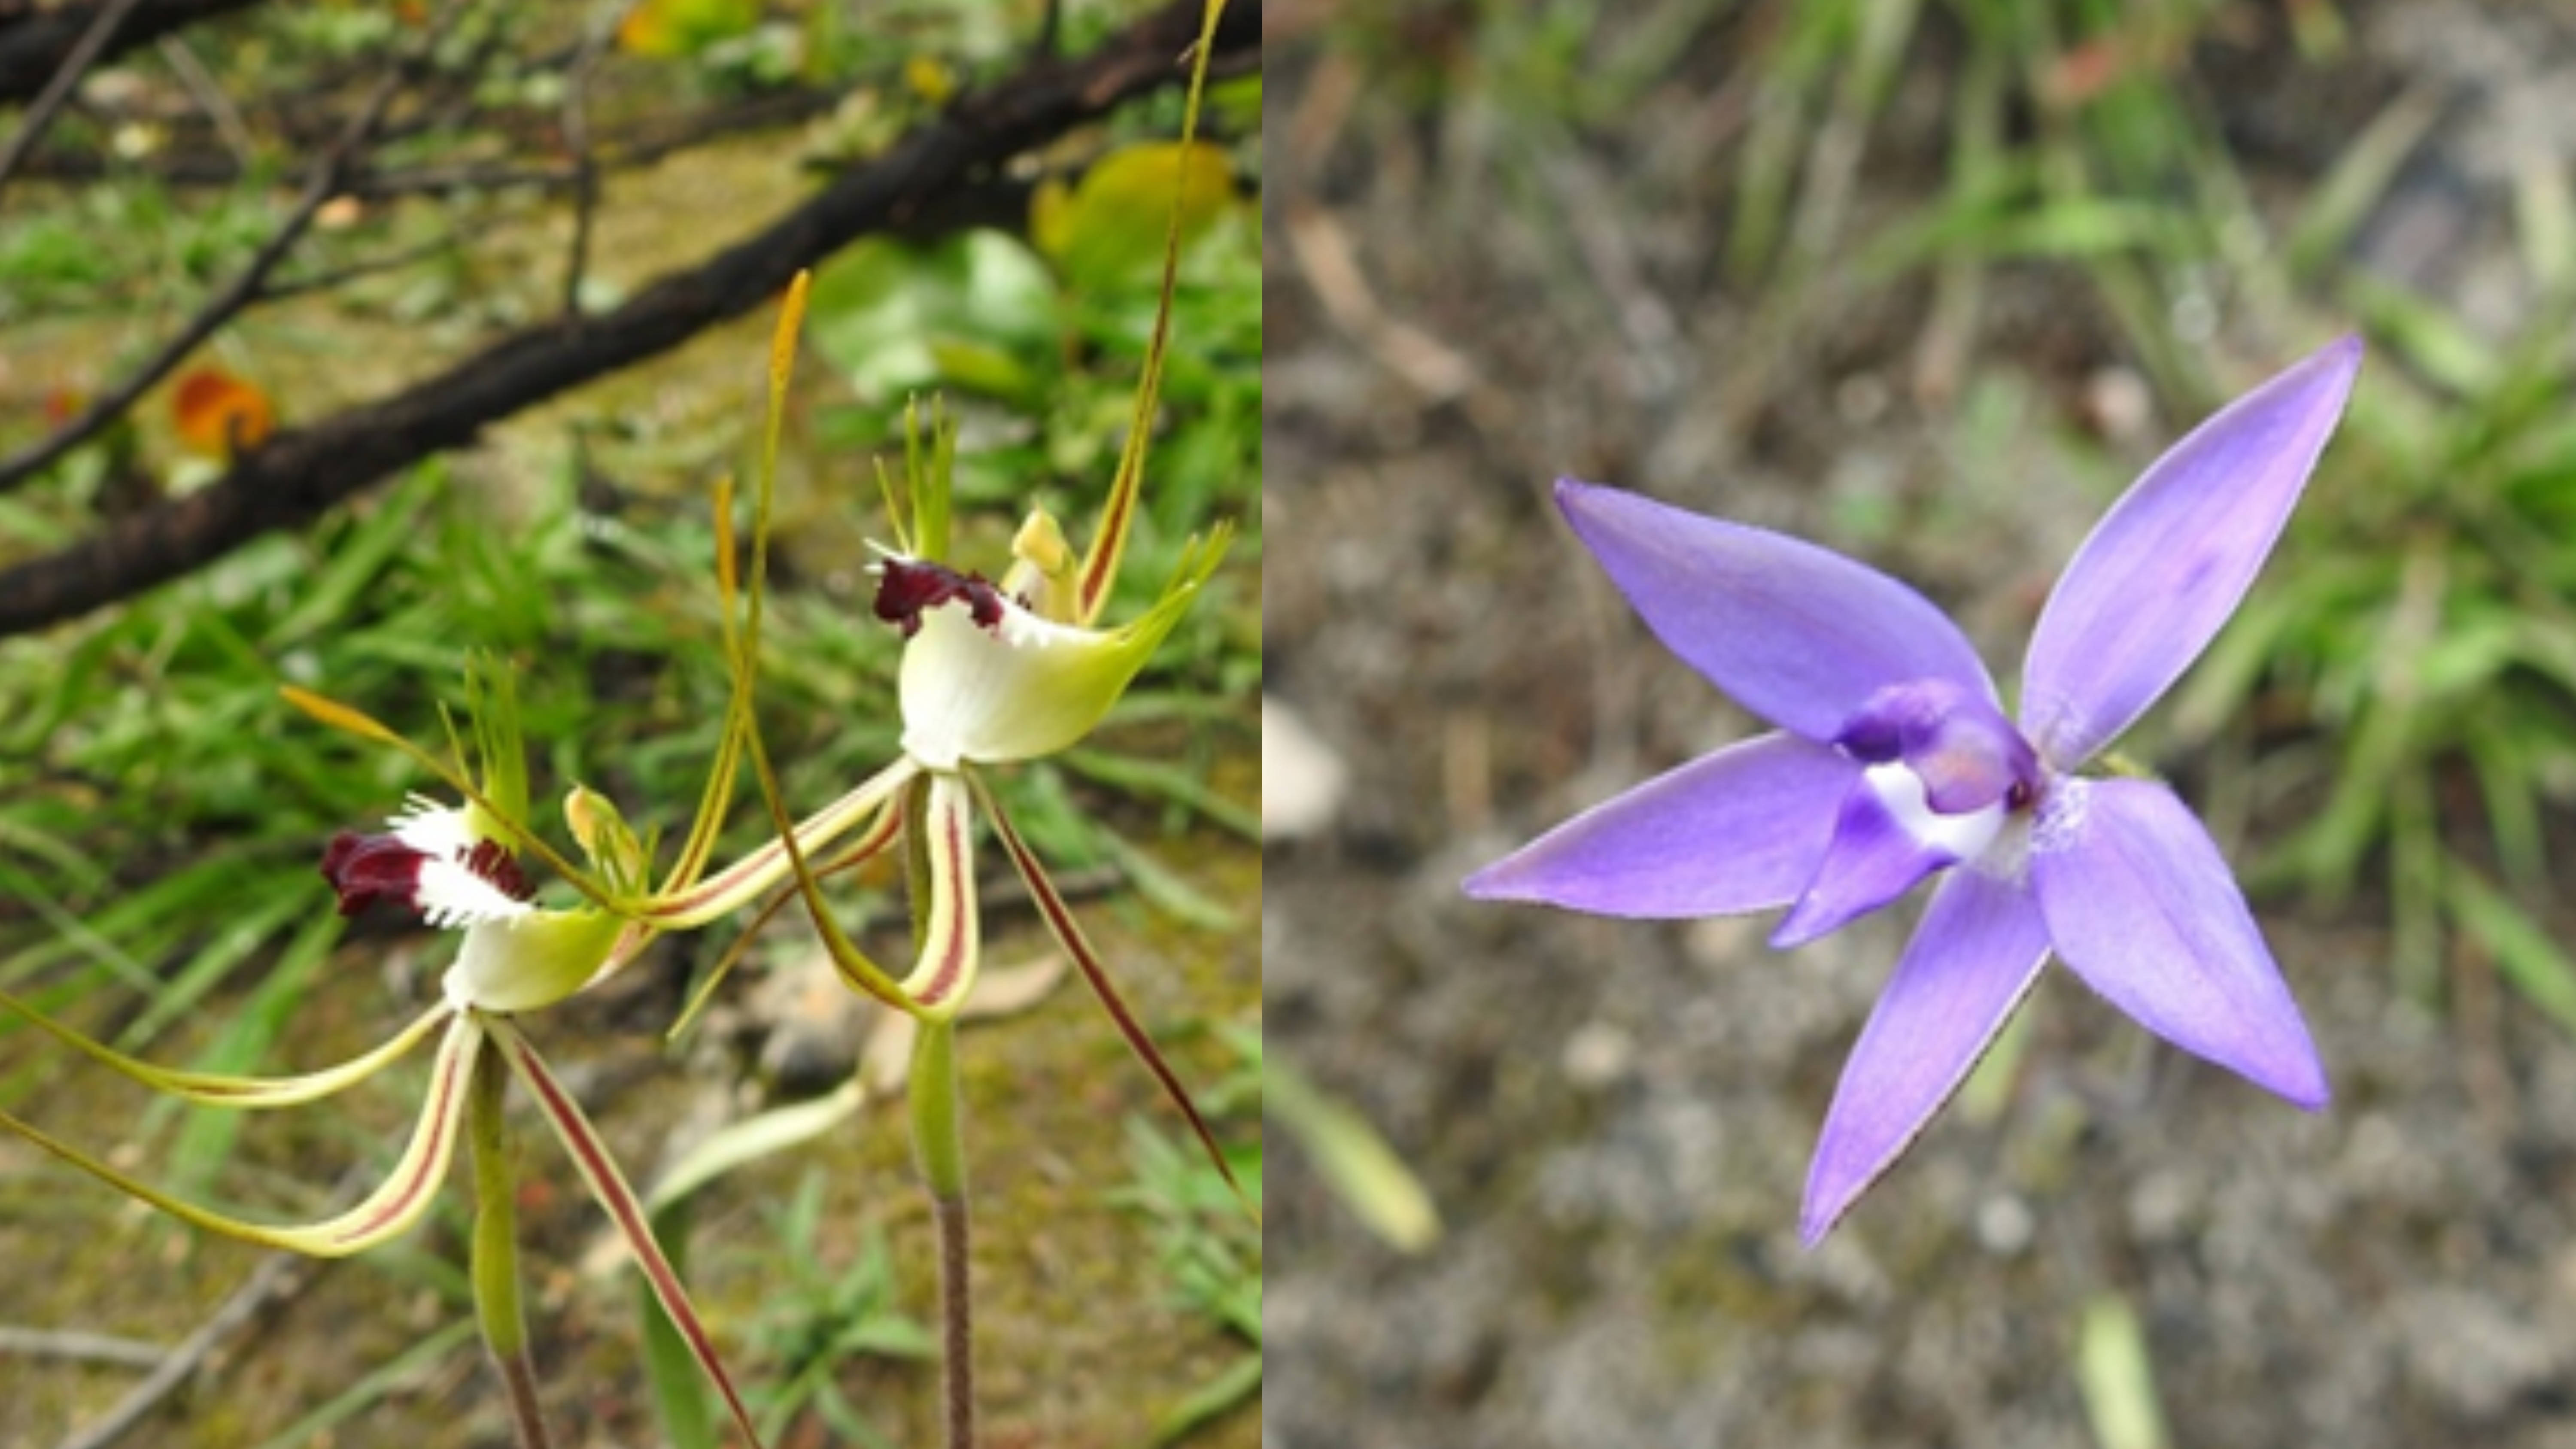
[1266,2,2576,1446]
[0,2,1258,1445]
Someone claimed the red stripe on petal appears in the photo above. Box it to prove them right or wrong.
[491,1023,768,1449]
[910,779,976,1008]
[972,777,1249,1209]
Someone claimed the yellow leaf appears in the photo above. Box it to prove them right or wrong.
[279,685,405,746]
[1033,141,1234,286]
[617,0,759,59]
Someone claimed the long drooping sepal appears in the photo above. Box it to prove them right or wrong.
[1802,867,2052,1245]
[899,526,1231,770]
[0,1012,483,1256]
[668,476,755,900]
[2029,778,2330,1108]
[643,756,923,931]
[665,799,908,1042]
[0,992,448,1107]
[2020,336,2362,769]
[1462,732,1854,918]
[902,772,981,1017]
[1071,0,1231,626]
[484,1018,768,1449]
[1554,478,1996,743]
[970,772,1250,1212]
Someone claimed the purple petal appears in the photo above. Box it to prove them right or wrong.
[1802,866,2051,1245]
[1556,479,1995,742]
[2030,778,2328,1108]
[2021,337,2362,768]
[1464,733,1855,919]
[1770,771,1981,948]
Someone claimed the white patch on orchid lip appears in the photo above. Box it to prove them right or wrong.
[440,953,484,1013]
[414,857,537,930]
[898,591,1112,771]
[992,596,1083,650]
[1864,760,2005,863]
[2031,775,2091,856]
[387,795,477,857]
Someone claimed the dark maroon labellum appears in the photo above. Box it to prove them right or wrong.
[321,830,425,917]
[873,557,1005,638]
[320,827,532,919]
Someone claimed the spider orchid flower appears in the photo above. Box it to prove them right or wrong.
[623,247,1245,1218]
[766,395,1242,1188]
[0,660,770,1448]
[1468,337,2362,1243]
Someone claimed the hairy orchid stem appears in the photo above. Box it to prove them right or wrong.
[910,1016,974,1449]
[468,1055,553,1449]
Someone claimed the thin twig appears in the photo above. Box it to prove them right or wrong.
[556,6,619,320]
[260,230,466,302]
[8,85,846,198]
[153,30,256,172]
[0,62,403,496]
[0,0,149,203]
[0,1327,167,1369]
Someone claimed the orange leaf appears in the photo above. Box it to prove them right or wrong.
[173,366,275,459]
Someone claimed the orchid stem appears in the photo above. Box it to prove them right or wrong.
[910,1015,975,1449]
[468,1049,554,1449]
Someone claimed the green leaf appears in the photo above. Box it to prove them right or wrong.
[805,234,1057,403]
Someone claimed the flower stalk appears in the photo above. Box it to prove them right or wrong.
[468,1057,552,1449]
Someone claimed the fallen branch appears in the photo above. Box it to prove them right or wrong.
[0,0,1259,638]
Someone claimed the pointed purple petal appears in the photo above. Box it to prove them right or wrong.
[1771,773,1968,948]
[2021,337,2362,768]
[1802,867,2051,1245]
[1556,479,1995,741]
[2030,778,2328,1108]
[1464,732,1856,919]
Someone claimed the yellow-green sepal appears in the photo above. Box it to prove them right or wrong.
[897,523,1230,770]
[446,908,630,1015]
[0,990,449,1108]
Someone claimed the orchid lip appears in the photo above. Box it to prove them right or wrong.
[1832,679,2038,817]
[320,800,535,929]
[873,554,1009,639]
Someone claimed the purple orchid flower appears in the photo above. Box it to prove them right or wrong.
[1466,336,2362,1244]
